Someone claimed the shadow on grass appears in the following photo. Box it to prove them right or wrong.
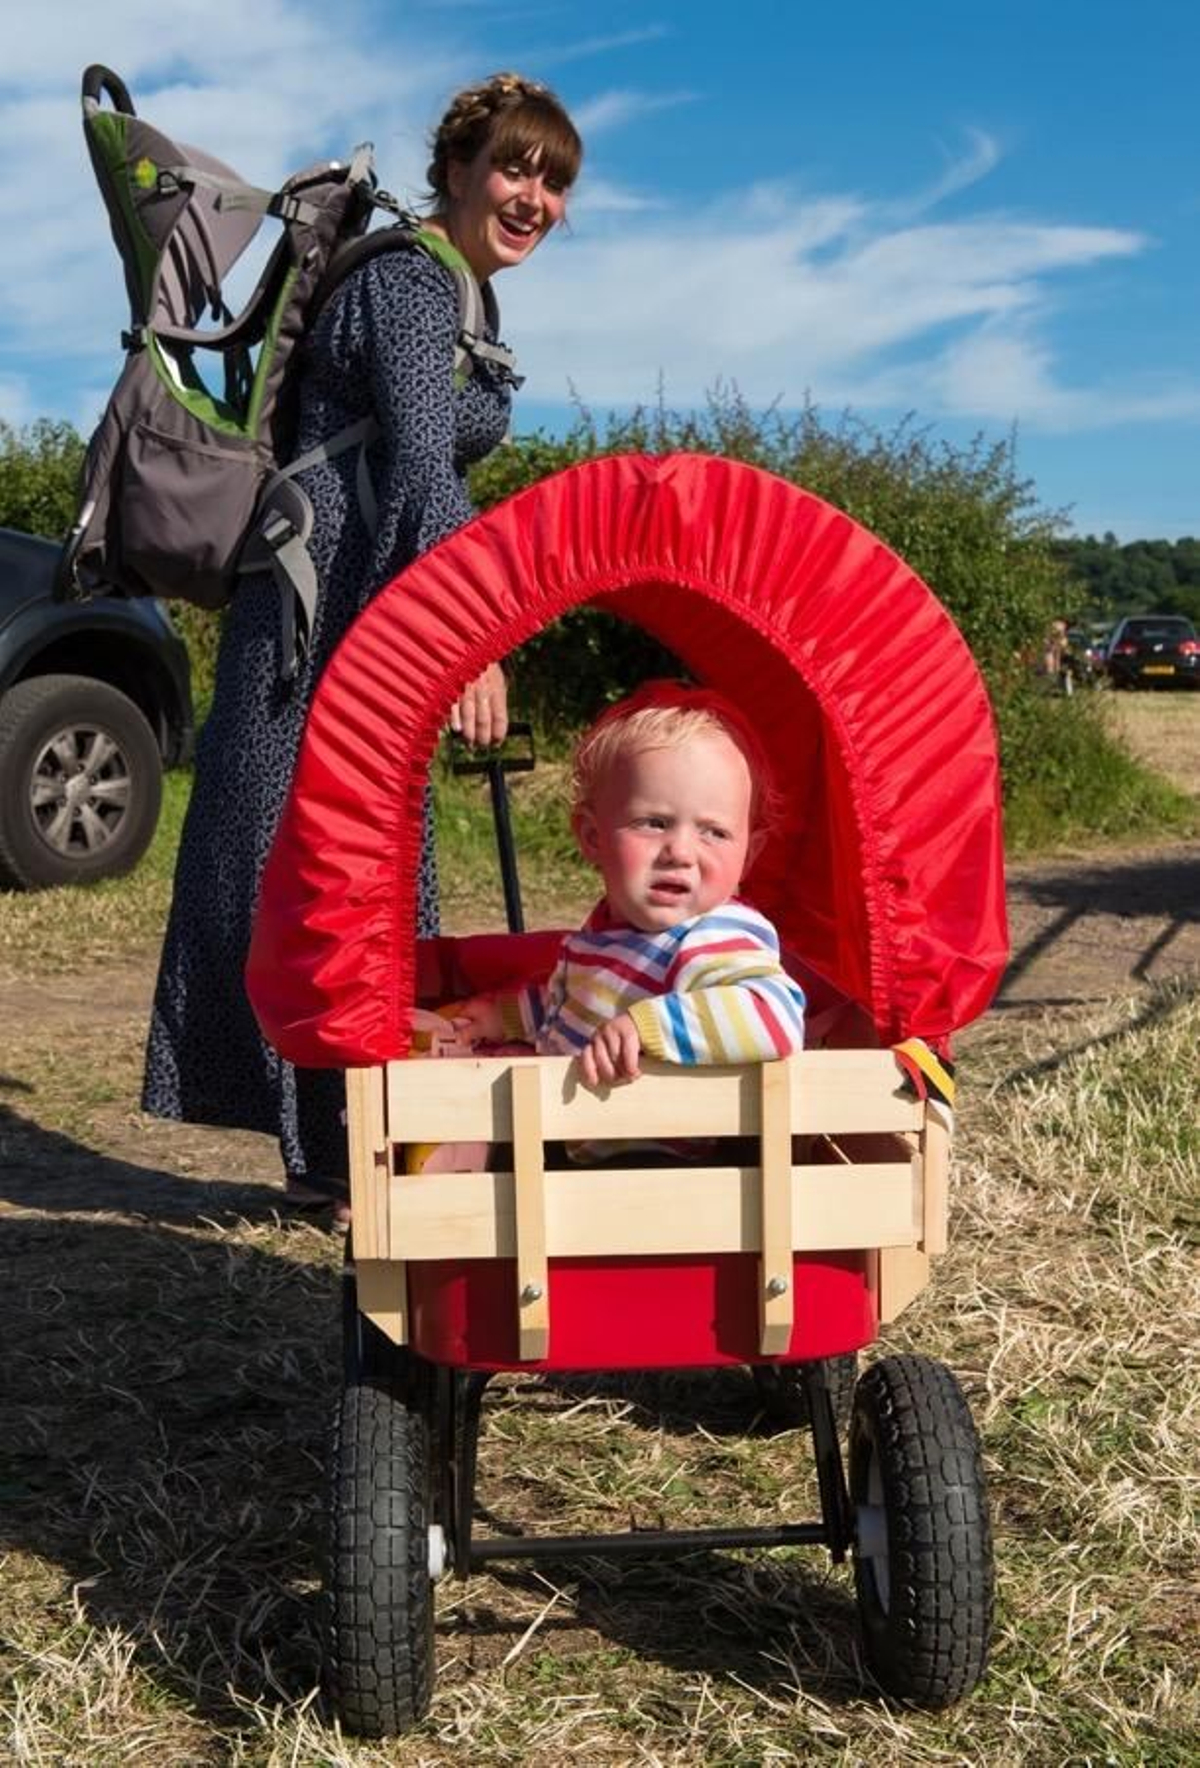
[1,1108,872,1728]
[0,1101,340,1729]
[999,845,1200,1006]
[995,975,1198,1090]
[451,1549,866,1707]
[456,1366,869,1709]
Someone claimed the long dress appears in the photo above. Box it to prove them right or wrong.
[142,243,513,1181]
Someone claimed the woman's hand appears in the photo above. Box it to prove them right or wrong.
[450,662,508,747]
[580,1012,643,1088]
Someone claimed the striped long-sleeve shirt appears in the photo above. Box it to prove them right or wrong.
[502,900,806,1064]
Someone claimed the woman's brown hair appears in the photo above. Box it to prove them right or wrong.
[427,72,583,204]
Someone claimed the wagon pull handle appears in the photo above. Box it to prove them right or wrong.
[450,721,535,934]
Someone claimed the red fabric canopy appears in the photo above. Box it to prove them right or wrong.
[247,452,1007,1064]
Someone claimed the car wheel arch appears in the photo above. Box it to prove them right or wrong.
[2,626,189,761]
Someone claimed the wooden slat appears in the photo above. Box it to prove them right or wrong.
[511,1064,549,1360]
[346,1065,389,1262]
[386,1160,917,1261]
[355,1257,408,1346]
[919,1101,951,1256]
[876,1245,930,1322]
[385,1049,922,1144]
[758,1062,794,1354]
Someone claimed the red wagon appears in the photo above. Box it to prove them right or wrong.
[248,452,1008,1736]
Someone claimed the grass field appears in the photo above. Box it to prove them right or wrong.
[1,700,1198,1763]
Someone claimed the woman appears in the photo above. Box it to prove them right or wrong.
[143,75,583,1228]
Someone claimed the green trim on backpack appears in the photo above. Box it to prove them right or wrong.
[147,336,247,435]
[412,230,480,389]
[413,227,474,279]
[89,111,158,310]
[246,263,301,435]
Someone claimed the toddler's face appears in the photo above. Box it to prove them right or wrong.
[575,731,760,932]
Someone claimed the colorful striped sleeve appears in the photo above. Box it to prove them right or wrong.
[626,909,806,1064]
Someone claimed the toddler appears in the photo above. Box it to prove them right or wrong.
[455,681,806,1086]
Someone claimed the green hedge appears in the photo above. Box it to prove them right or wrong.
[1,404,1193,853]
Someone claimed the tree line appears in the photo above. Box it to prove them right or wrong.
[1053,533,1200,626]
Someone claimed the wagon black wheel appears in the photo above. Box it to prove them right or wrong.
[849,1354,993,1708]
[751,1353,857,1431]
[326,1383,436,1737]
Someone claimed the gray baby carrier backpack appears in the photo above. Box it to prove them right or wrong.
[57,66,516,671]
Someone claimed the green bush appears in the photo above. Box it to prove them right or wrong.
[169,603,223,718]
[0,398,1191,858]
[1000,688,1195,853]
[0,419,85,538]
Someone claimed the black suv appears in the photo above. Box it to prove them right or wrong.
[0,526,194,889]
[1105,614,1200,691]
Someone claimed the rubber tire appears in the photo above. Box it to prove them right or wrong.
[849,1355,993,1708]
[751,1353,857,1431]
[326,1383,435,1737]
[0,673,162,889]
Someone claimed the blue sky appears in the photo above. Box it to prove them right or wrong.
[2,0,1197,539]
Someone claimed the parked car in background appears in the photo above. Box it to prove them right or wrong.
[1104,615,1200,691]
[0,526,194,889]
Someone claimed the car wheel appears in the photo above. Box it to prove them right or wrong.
[0,673,163,889]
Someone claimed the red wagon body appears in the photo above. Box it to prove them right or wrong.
[246,453,1006,1733]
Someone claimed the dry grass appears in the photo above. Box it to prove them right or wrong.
[1106,691,1200,800]
[3,697,1197,1761]
[3,947,1198,1761]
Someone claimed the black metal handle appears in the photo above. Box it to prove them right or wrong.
[82,66,134,114]
[449,720,535,777]
[448,722,535,935]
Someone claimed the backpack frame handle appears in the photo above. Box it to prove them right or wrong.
[82,65,134,114]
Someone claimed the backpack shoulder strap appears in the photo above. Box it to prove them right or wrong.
[311,221,521,387]
[412,229,521,386]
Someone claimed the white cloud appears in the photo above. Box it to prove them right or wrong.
[2,6,1193,445]
[570,177,665,216]
[891,126,1004,219]
[533,26,670,66]
[503,197,1152,429]
[571,87,697,137]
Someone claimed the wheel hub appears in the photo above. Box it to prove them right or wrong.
[32,726,130,855]
[857,1454,891,1610]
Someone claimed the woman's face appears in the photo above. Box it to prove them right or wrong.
[446,142,567,282]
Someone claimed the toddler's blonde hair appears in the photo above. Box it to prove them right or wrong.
[571,680,782,837]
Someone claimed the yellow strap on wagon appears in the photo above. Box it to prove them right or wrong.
[892,1038,956,1110]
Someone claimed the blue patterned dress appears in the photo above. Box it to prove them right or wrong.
[142,245,513,1180]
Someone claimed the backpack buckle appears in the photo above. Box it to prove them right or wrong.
[262,511,296,552]
[121,325,146,352]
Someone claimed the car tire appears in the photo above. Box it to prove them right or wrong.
[0,673,163,890]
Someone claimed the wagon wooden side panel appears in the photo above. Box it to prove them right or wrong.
[346,1049,948,1368]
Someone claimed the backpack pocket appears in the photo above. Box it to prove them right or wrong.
[120,416,265,608]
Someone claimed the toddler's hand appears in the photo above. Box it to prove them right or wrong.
[580,1012,642,1087]
[452,995,506,1045]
